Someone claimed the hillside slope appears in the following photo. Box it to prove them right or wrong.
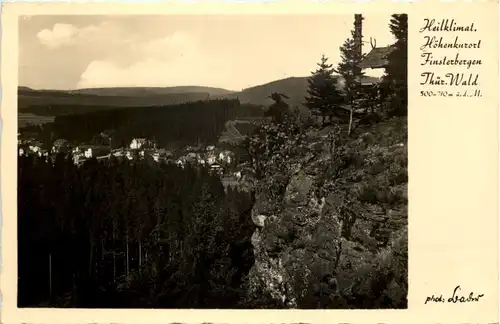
[223,75,379,109]
[240,116,408,308]
[19,91,212,111]
[224,77,312,108]
[72,86,234,97]
[18,86,232,111]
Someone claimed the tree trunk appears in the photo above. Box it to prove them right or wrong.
[101,238,104,261]
[113,250,116,282]
[138,239,142,268]
[126,234,129,277]
[348,104,354,136]
[112,222,116,282]
[88,240,94,277]
[72,272,76,297]
[48,253,52,299]
[334,241,343,270]
[329,136,335,156]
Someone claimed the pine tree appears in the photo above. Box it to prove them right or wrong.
[336,30,365,135]
[265,92,290,124]
[383,14,408,116]
[305,55,344,126]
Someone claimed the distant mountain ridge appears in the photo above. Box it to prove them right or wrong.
[222,77,311,107]
[19,85,234,96]
[71,86,235,97]
[19,75,380,114]
[19,77,312,112]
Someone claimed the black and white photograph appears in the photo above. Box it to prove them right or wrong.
[17,13,408,309]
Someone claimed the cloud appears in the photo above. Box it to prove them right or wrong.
[77,58,208,89]
[36,21,126,49]
[77,32,234,89]
[37,23,80,49]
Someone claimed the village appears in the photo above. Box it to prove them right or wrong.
[18,133,245,188]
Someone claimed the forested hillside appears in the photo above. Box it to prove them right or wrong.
[18,156,255,308]
[18,86,230,111]
[21,99,265,149]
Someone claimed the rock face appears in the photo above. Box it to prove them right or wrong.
[244,117,408,308]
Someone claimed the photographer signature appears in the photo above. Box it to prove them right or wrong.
[425,285,484,304]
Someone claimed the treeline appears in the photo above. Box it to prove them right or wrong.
[21,99,265,149]
[18,154,255,308]
[19,92,212,112]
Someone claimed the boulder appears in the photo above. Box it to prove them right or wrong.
[284,171,314,206]
[251,211,267,227]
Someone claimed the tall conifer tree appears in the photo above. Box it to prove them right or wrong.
[305,55,343,125]
[336,29,365,135]
[383,14,408,115]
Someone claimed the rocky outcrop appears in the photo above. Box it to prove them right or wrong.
[244,116,408,308]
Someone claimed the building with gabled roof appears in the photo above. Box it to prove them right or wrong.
[359,45,396,70]
[353,14,396,83]
[130,138,156,150]
[52,138,71,154]
[73,144,109,159]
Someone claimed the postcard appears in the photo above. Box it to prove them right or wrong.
[1,1,498,324]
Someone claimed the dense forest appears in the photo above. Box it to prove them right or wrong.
[18,155,255,308]
[19,99,265,149]
[18,88,214,110]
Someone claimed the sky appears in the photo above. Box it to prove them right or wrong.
[19,15,396,91]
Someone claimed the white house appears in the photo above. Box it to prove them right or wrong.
[130,138,156,150]
[149,149,171,162]
[29,144,41,154]
[176,157,186,168]
[73,154,80,165]
[38,149,49,158]
[73,145,109,160]
[186,152,201,164]
[84,148,93,159]
[52,139,71,154]
[218,150,234,165]
[130,138,145,150]
[206,151,217,165]
[210,164,224,176]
